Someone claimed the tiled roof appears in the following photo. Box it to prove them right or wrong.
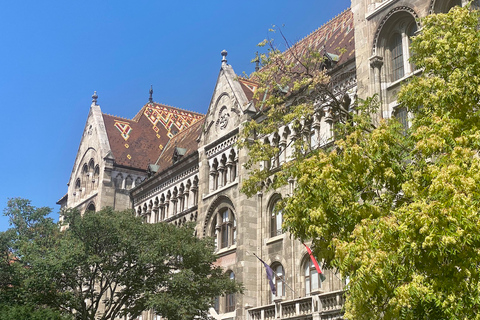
[284,8,354,66]
[103,102,204,170]
[243,8,355,109]
[238,78,258,103]
[155,118,205,171]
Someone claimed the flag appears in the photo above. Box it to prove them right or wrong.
[303,243,326,282]
[254,253,276,295]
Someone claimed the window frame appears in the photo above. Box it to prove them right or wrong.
[225,271,236,312]
[304,259,322,295]
[270,263,285,301]
[208,203,237,251]
[270,200,283,238]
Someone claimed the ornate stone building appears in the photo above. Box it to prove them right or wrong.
[130,9,355,320]
[57,91,203,214]
[60,1,474,319]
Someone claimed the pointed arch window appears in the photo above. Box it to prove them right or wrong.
[86,203,96,213]
[209,204,237,251]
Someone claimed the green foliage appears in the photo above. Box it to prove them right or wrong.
[241,6,480,319]
[0,304,72,320]
[1,199,241,320]
[239,27,353,197]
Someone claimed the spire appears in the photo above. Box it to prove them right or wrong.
[149,85,153,103]
[92,91,98,106]
[221,50,228,65]
[255,51,260,72]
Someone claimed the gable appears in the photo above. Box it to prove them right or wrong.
[201,60,249,146]
[103,102,203,170]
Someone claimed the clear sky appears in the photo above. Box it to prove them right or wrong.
[0,0,351,231]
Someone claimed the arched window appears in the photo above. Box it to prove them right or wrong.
[225,271,235,312]
[380,12,417,83]
[82,163,88,175]
[88,159,95,172]
[433,0,462,14]
[271,263,285,300]
[305,259,322,295]
[86,203,96,212]
[208,203,237,251]
[227,149,237,182]
[114,174,123,189]
[270,200,283,237]
[75,178,81,189]
[93,165,100,183]
[125,176,133,190]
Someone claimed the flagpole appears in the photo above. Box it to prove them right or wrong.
[279,276,296,295]
[253,253,296,297]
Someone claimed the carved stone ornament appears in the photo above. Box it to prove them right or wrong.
[216,106,230,130]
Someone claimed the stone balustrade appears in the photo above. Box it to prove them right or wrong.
[247,290,344,320]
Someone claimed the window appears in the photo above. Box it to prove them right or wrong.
[114,174,123,189]
[220,209,236,249]
[271,264,285,300]
[209,205,237,251]
[213,296,219,314]
[125,176,133,190]
[305,260,322,295]
[394,106,409,133]
[86,203,96,212]
[387,16,417,83]
[433,0,461,14]
[225,271,235,312]
[270,200,283,237]
[376,9,418,85]
[390,33,404,81]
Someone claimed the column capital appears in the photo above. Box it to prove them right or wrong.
[369,55,384,69]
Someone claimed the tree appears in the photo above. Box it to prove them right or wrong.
[0,198,71,319]
[1,198,241,320]
[240,6,480,319]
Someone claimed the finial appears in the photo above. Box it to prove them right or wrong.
[149,85,153,103]
[221,50,228,65]
[255,51,260,72]
[92,91,98,105]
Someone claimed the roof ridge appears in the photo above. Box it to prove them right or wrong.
[285,7,351,54]
[131,102,205,122]
[102,113,133,122]
[168,116,205,139]
[149,102,205,115]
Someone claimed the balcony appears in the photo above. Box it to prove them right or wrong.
[247,290,344,320]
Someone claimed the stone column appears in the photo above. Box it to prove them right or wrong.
[369,55,384,120]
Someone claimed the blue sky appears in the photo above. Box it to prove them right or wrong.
[0,0,350,231]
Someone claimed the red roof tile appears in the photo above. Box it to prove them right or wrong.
[284,8,354,66]
[156,118,205,171]
[103,102,204,170]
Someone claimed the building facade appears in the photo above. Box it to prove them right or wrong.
[60,1,473,319]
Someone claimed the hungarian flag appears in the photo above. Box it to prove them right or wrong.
[303,243,326,282]
[254,253,276,295]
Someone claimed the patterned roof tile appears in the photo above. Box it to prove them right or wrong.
[103,102,204,170]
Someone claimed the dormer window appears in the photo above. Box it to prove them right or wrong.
[147,164,159,178]
[172,147,186,164]
[321,52,339,70]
